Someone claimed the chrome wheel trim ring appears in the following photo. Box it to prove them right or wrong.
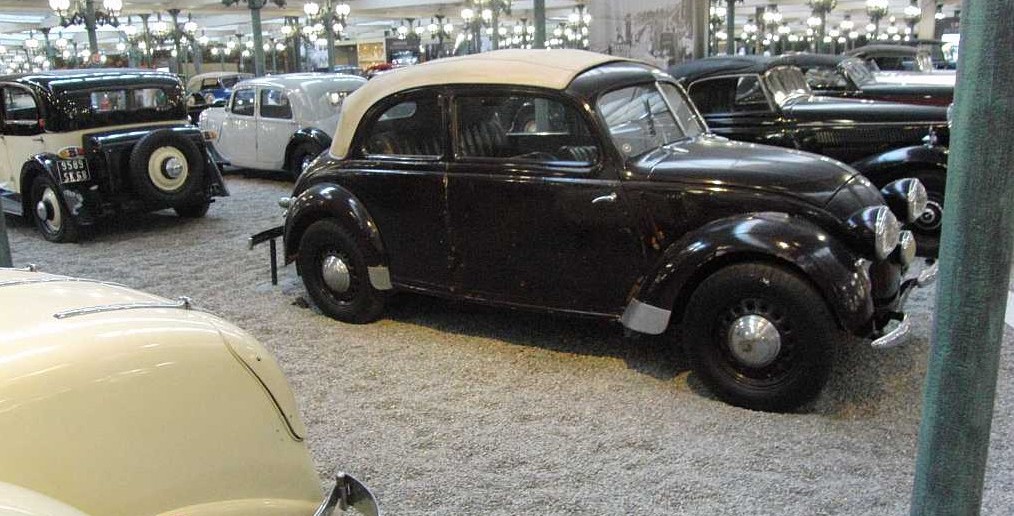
[147,146,189,192]
[915,199,943,231]
[727,314,782,368]
[321,254,351,293]
[36,187,62,233]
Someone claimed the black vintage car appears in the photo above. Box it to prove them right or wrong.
[0,69,228,242]
[776,53,953,107]
[252,49,936,411]
[670,56,948,255]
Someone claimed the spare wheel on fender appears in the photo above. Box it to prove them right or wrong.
[129,129,206,205]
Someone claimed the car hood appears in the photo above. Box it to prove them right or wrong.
[782,95,948,123]
[632,134,860,207]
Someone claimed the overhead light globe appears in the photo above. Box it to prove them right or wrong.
[303,2,320,17]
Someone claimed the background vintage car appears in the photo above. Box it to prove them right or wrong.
[0,267,377,516]
[186,71,253,105]
[200,73,367,177]
[670,56,948,255]
[0,69,229,243]
[259,49,935,412]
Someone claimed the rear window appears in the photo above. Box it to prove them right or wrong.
[66,87,173,114]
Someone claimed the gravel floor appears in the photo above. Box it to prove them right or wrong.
[6,173,1013,515]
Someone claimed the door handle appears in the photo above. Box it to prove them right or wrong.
[592,192,618,204]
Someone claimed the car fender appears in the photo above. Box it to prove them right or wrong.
[284,128,332,169]
[622,212,873,335]
[0,481,91,516]
[19,153,72,217]
[283,182,391,289]
[849,144,948,187]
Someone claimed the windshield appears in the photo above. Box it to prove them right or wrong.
[598,82,705,159]
[219,76,242,89]
[764,67,811,105]
[840,57,876,86]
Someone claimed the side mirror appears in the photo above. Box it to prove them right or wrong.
[212,99,227,108]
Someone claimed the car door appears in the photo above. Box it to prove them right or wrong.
[0,85,45,207]
[686,75,789,147]
[445,88,643,315]
[339,89,452,290]
[256,87,297,170]
[217,87,256,168]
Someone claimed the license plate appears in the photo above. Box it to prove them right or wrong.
[57,158,90,183]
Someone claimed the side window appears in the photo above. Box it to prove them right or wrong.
[688,76,771,115]
[453,94,598,165]
[362,94,444,157]
[2,88,41,135]
[259,88,292,119]
[231,88,255,116]
[201,78,220,89]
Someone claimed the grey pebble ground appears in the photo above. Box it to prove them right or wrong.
[7,174,1013,515]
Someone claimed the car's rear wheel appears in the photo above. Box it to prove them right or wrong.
[682,262,839,412]
[129,129,206,206]
[910,172,944,258]
[287,142,323,179]
[297,219,385,324]
[30,176,79,243]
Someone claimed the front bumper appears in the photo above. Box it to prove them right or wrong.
[869,260,939,349]
[315,472,380,516]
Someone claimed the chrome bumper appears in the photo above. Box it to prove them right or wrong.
[314,472,380,516]
[870,261,939,350]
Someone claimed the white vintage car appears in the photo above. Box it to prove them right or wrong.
[0,267,378,516]
[199,73,366,177]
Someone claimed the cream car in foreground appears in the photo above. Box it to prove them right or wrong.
[0,267,378,516]
[200,73,366,177]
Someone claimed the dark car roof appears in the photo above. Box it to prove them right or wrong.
[844,45,918,58]
[772,53,844,70]
[0,68,181,91]
[668,56,772,84]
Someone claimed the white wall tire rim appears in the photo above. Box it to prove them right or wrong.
[36,187,62,233]
[147,146,189,192]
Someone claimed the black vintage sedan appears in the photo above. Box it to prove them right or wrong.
[670,56,948,255]
[254,49,936,412]
[776,53,953,107]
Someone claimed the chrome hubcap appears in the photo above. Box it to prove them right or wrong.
[916,200,943,231]
[321,254,351,293]
[35,187,62,233]
[727,315,782,368]
[163,157,185,179]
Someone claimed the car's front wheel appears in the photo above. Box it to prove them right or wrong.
[30,176,79,243]
[682,262,839,412]
[297,219,385,324]
[287,142,323,179]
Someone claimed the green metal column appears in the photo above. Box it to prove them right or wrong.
[0,210,10,268]
[84,0,99,55]
[910,0,1014,514]
[533,0,546,49]
[250,1,266,76]
[692,0,708,58]
[725,0,735,55]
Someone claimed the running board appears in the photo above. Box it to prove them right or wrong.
[1,192,23,216]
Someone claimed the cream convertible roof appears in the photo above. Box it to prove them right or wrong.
[328,49,628,159]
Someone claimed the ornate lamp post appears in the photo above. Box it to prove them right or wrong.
[303,1,350,71]
[904,0,921,40]
[222,0,286,77]
[742,18,758,53]
[49,0,121,57]
[279,16,313,72]
[761,4,781,54]
[807,0,836,54]
[839,14,855,50]
[564,4,591,50]
[458,0,512,53]
[866,0,889,39]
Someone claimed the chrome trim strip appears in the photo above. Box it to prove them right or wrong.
[871,314,911,350]
[0,277,127,289]
[367,266,393,290]
[620,299,671,335]
[0,263,38,272]
[53,296,193,319]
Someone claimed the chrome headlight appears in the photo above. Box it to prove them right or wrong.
[874,207,902,261]
[880,178,928,224]
[897,230,916,266]
[847,206,902,261]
